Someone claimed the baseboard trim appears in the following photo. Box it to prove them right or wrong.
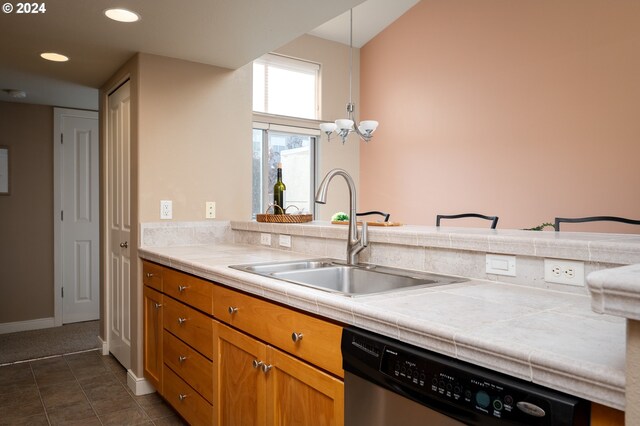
[0,317,55,335]
[97,336,109,356]
[127,369,157,396]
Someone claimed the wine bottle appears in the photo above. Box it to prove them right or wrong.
[274,162,286,213]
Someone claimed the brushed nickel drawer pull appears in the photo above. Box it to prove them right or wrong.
[261,364,272,374]
[228,306,238,315]
[145,272,154,278]
[252,359,263,369]
[178,317,187,325]
[178,284,188,293]
[291,332,304,343]
[154,303,162,309]
[178,355,187,364]
[178,393,188,402]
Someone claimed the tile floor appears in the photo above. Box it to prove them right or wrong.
[0,350,188,426]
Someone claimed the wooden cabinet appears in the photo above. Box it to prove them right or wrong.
[591,403,624,425]
[214,284,344,378]
[142,260,344,425]
[215,323,343,426]
[143,285,163,391]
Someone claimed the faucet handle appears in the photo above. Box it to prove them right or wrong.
[361,222,368,247]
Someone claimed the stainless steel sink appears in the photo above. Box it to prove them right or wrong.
[230,259,467,297]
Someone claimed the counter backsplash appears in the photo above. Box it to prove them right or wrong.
[141,220,640,295]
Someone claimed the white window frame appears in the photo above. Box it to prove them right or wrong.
[253,53,320,120]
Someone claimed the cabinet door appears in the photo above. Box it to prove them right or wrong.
[215,323,267,426]
[265,346,344,426]
[143,286,163,392]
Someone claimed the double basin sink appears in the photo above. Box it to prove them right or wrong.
[230,259,467,297]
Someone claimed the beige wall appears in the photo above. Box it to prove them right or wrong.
[0,102,54,323]
[138,54,252,222]
[360,0,640,232]
[274,35,361,221]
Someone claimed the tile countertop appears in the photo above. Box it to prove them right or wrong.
[139,243,626,410]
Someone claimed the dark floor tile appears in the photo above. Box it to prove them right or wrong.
[82,377,128,402]
[46,399,97,426]
[130,391,162,408]
[141,400,178,420]
[0,397,45,424]
[152,415,189,426]
[0,363,33,386]
[30,357,69,373]
[114,367,128,384]
[64,351,102,368]
[90,392,139,416]
[0,386,41,408]
[99,406,152,426]
[101,354,126,373]
[0,382,38,397]
[70,363,110,380]
[39,381,88,409]
[33,368,76,387]
[54,415,102,426]
[0,413,49,426]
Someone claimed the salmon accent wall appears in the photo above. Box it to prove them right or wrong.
[359,0,640,232]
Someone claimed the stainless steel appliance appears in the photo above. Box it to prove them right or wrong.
[342,327,589,425]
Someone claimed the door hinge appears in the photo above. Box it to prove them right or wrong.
[60,133,63,144]
[61,287,64,298]
[61,210,64,221]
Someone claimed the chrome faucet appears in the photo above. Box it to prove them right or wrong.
[315,168,368,265]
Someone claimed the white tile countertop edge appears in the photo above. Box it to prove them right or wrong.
[588,263,640,321]
[139,243,626,410]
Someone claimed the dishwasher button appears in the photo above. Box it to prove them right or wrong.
[475,391,491,408]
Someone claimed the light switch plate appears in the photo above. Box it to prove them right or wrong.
[260,233,271,246]
[279,235,291,248]
[486,254,516,276]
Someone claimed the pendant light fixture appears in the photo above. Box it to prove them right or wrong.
[319,9,378,144]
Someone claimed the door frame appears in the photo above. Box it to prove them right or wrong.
[53,107,100,327]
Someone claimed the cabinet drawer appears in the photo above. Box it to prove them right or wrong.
[142,261,163,292]
[163,364,213,426]
[163,297,214,360]
[164,267,213,314]
[214,285,343,378]
[163,330,214,403]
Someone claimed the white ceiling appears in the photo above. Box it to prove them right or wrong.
[0,0,418,110]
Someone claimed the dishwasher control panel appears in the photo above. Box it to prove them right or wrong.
[380,346,555,425]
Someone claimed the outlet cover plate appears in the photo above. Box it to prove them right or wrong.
[544,258,585,286]
[160,200,172,220]
[206,201,216,219]
[486,254,516,276]
[260,233,271,246]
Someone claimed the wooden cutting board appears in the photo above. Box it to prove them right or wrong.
[331,221,402,227]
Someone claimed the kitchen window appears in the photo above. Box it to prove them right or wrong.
[252,124,318,218]
[253,53,320,120]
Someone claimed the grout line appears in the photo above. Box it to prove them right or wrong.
[64,352,106,426]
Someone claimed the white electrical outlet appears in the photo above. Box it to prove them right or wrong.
[160,200,172,219]
[260,233,271,246]
[279,234,291,248]
[544,259,585,286]
[206,201,216,219]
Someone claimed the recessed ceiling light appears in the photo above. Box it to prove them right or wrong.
[104,8,140,23]
[40,52,69,62]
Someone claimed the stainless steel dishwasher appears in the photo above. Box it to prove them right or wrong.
[342,327,590,425]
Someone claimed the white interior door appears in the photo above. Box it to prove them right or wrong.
[54,108,100,326]
[107,80,132,369]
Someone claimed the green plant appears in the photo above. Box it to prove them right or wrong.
[331,212,349,222]
[523,222,555,231]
